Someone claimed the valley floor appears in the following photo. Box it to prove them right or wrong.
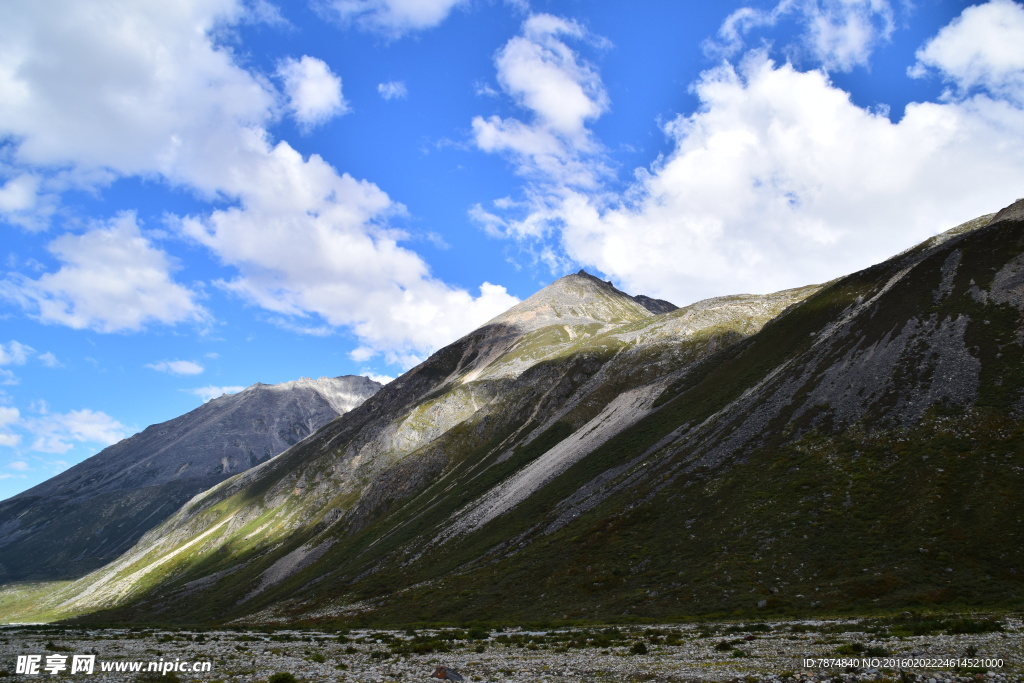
[0,617,1020,682]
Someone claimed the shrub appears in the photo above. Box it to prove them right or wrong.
[835,643,865,655]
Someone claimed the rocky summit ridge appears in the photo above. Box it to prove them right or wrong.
[4,201,1024,628]
[0,375,380,583]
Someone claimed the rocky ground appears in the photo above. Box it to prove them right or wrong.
[0,617,1020,682]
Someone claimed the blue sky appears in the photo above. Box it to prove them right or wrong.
[2,0,1024,499]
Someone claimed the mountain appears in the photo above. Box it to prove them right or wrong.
[15,270,814,624]
[9,200,1024,627]
[0,375,380,583]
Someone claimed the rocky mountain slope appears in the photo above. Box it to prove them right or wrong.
[0,375,380,582]
[8,200,1024,628]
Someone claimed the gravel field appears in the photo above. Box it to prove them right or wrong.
[0,617,1020,682]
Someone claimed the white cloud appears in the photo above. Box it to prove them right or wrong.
[0,341,35,385]
[179,141,519,366]
[246,0,288,27]
[8,460,29,471]
[24,408,129,454]
[2,0,514,362]
[377,81,408,100]
[3,213,206,333]
[185,385,246,402]
[146,359,205,375]
[470,13,611,235]
[0,174,40,212]
[37,351,60,367]
[0,0,275,188]
[362,371,395,384]
[474,11,1024,308]
[909,0,1024,103]
[714,0,897,72]
[0,406,19,448]
[319,0,464,36]
[564,54,1024,304]
[0,407,19,426]
[278,56,348,129]
[495,15,607,136]
[0,341,34,366]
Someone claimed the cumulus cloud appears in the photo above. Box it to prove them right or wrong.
[494,15,608,136]
[0,0,274,186]
[23,408,129,454]
[378,81,408,100]
[714,0,897,71]
[278,55,349,129]
[185,385,246,402]
[909,0,1024,103]
[3,213,206,333]
[475,8,1024,307]
[178,138,518,366]
[571,54,1024,303]
[146,359,205,375]
[319,0,464,36]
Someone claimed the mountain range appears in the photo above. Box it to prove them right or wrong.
[2,200,1023,627]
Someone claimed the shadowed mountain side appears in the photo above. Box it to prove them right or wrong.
[0,376,380,582]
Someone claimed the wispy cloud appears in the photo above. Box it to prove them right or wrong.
[377,81,408,100]
[0,341,34,366]
[469,13,612,245]
[37,351,60,367]
[23,407,129,454]
[711,0,897,72]
[0,407,20,448]
[317,0,465,37]
[146,359,205,376]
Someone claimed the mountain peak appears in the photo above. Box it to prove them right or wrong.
[486,270,675,333]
